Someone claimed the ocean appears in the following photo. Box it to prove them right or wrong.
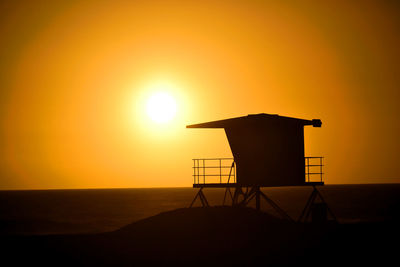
[1,184,399,235]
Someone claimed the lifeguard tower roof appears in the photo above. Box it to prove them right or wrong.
[187,113,321,129]
[187,113,322,187]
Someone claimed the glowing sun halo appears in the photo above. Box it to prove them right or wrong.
[146,92,177,124]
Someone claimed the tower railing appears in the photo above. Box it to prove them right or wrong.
[305,156,324,183]
[192,156,324,186]
[193,158,236,185]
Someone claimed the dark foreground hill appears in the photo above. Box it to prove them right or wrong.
[2,206,398,266]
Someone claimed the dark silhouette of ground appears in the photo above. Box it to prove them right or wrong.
[2,206,398,266]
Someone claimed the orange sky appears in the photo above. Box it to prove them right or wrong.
[0,0,399,189]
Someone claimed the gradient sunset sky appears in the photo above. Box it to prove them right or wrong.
[0,0,399,189]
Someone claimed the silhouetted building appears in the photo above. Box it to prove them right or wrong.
[187,113,335,223]
[187,113,322,187]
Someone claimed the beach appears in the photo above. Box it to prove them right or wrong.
[0,184,399,265]
[1,184,399,235]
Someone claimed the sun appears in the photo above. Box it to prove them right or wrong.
[146,92,177,124]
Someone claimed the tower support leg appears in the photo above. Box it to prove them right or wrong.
[223,187,234,206]
[233,186,293,221]
[298,186,337,223]
[189,187,209,208]
[232,186,245,206]
[258,190,293,221]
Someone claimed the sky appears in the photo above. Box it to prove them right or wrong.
[0,0,399,189]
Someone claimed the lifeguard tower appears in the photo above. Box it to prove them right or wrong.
[188,113,335,223]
